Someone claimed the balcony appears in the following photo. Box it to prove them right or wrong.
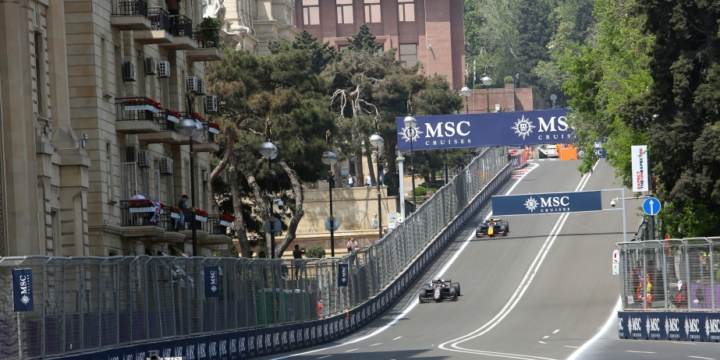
[194,123,220,152]
[115,97,165,133]
[110,0,151,30]
[137,116,219,152]
[186,32,223,62]
[119,200,184,243]
[135,7,174,45]
[161,15,198,50]
[202,215,233,247]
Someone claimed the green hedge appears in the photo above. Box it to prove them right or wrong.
[305,245,326,259]
[412,186,427,197]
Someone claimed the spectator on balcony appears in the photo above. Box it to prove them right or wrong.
[347,174,355,188]
[130,191,146,200]
[176,195,189,230]
[166,0,181,35]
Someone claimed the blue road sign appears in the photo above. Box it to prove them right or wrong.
[643,197,661,216]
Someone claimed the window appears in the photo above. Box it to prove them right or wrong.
[399,44,417,67]
[114,46,124,97]
[338,45,349,52]
[34,32,44,116]
[303,0,320,25]
[107,142,113,199]
[364,0,381,23]
[337,0,353,24]
[398,0,415,22]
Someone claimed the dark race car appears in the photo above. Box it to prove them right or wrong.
[418,278,461,303]
[477,218,510,237]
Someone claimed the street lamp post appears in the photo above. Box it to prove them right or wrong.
[321,151,338,257]
[369,133,384,239]
[403,115,417,208]
[177,93,200,256]
[460,86,471,114]
[481,75,493,112]
[259,140,279,258]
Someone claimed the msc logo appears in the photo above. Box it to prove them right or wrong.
[665,317,680,334]
[646,317,660,334]
[618,317,624,331]
[524,196,570,213]
[629,317,642,332]
[685,317,700,337]
[512,116,570,141]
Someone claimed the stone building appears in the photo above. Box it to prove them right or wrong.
[294,0,465,89]
[0,0,236,258]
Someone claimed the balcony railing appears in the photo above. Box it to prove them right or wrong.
[116,96,165,122]
[170,15,194,38]
[195,31,219,49]
[208,214,232,235]
[112,0,148,17]
[148,7,170,32]
[120,200,175,230]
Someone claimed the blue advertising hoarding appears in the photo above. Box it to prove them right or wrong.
[618,311,720,341]
[338,263,349,287]
[12,269,34,312]
[492,190,602,216]
[205,266,220,298]
[397,109,573,151]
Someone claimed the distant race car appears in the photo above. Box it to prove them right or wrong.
[477,218,510,237]
[418,278,461,303]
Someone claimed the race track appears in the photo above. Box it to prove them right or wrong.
[259,160,719,360]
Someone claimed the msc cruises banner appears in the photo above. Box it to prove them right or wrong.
[492,190,602,216]
[397,109,573,151]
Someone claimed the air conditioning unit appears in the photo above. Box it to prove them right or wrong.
[125,146,139,162]
[202,171,209,182]
[122,61,136,82]
[144,57,157,75]
[137,150,150,167]
[204,95,218,113]
[158,61,171,78]
[196,79,206,95]
[160,158,174,175]
[186,76,198,93]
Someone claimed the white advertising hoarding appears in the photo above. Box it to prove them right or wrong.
[631,145,649,192]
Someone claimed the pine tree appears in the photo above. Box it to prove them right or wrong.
[269,30,337,74]
[347,24,382,52]
[511,0,553,89]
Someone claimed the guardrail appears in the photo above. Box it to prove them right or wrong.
[0,147,513,360]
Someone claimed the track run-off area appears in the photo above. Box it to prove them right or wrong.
[260,160,720,360]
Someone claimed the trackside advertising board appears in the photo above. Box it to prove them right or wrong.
[631,145,649,192]
[618,311,720,342]
[396,109,573,151]
[492,191,602,216]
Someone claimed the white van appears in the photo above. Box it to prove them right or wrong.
[538,144,559,158]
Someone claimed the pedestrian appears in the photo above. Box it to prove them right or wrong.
[317,299,323,319]
[514,73,520,88]
[346,237,357,253]
[258,251,266,258]
[176,195,189,230]
[166,0,181,33]
[370,214,379,229]
[365,174,372,187]
[347,174,354,188]
[293,244,305,279]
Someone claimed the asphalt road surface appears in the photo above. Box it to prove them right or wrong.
[260,161,719,360]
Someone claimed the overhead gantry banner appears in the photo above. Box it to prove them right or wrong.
[397,109,574,151]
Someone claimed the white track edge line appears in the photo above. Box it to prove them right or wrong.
[565,297,621,360]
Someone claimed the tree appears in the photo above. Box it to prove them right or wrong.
[347,24,382,53]
[269,30,337,75]
[206,49,336,257]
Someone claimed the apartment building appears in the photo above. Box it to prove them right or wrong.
[0,0,232,258]
[294,0,465,89]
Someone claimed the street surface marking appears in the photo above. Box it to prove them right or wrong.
[439,162,598,360]
[318,356,332,359]
[566,298,620,360]
[553,330,560,334]
[626,350,655,354]
[688,357,715,360]
[564,346,579,349]
[393,336,402,340]
[369,343,382,347]
[345,348,359,353]
[538,341,548,345]
[542,336,549,339]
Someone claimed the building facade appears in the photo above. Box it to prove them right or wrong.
[0,0,237,258]
[294,0,465,89]
[463,84,549,114]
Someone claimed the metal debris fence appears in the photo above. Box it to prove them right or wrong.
[0,147,509,359]
[618,238,720,312]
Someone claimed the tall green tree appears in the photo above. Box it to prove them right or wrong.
[268,30,337,74]
[206,49,336,257]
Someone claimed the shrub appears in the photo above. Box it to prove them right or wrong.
[412,186,427,197]
[305,246,326,259]
[504,76,514,84]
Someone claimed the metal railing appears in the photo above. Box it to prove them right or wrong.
[119,200,175,230]
[0,147,510,359]
[170,15,194,39]
[618,238,720,312]
[112,0,148,17]
[148,7,170,32]
[115,97,165,123]
[195,31,220,48]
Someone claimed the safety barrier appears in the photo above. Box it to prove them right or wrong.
[0,147,518,359]
[617,238,720,341]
